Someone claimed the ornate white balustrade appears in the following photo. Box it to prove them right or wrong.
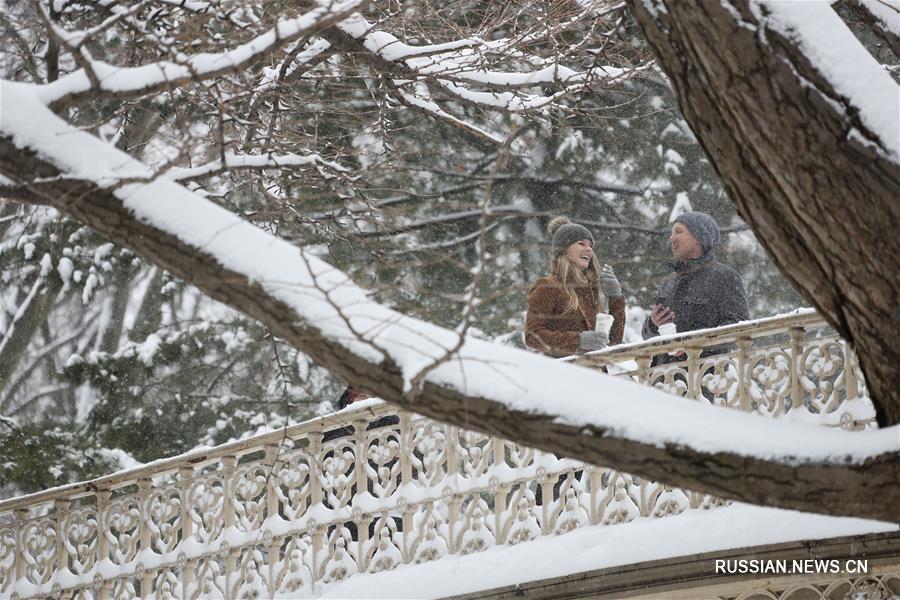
[571,309,874,429]
[0,311,875,599]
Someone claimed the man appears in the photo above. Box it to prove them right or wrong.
[337,386,372,410]
[643,211,749,364]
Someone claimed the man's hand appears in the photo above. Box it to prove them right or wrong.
[650,303,675,327]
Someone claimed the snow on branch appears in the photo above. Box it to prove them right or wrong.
[433,77,598,113]
[334,9,644,113]
[164,152,350,182]
[2,79,898,521]
[46,0,150,50]
[154,0,214,11]
[393,85,505,146]
[34,0,364,107]
[857,0,900,38]
[387,223,501,254]
[251,39,333,99]
[755,0,900,162]
[852,0,900,56]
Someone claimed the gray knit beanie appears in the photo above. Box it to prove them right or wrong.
[674,211,721,254]
[548,216,593,257]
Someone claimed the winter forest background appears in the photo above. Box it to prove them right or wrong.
[0,0,893,497]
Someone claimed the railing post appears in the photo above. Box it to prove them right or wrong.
[264,445,280,520]
[96,490,112,600]
[635,355,652,386]
[843,342,859,401]
[491,436,506,545]
[686,348,702,400]
[637,479,650,517]
[14,508,28,588]
[264,444,280,595]
[789,326,806,414]
[222,457,237,530]
[221,456,237,600]
[178,466,194,599]
[446,493,462,555]
[446,424,459,476]
[137,478,153,598]
[588,468,603,525]
[53,498,70,590]
[538,470,555,535]
[307,433,325,589]
[445,424,460,554]
[352,418,370,571]
[398,412,413,563]
[737,337,752,412]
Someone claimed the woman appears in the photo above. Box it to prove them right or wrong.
[525,217,625,357]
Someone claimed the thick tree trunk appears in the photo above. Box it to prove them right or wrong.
[0,275,62,392]
[99,270,136,353]
[2,137,898,522]
[128,268,165,342]
[625,0,900,426]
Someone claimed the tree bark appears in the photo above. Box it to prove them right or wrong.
[625,0,900,427]
[1,137,898,523]
[99,269,136,353]
[846,0,900,58]
[0,275,62,393]
[128,268,165,342]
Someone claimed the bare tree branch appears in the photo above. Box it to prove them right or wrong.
[39,0,365,109]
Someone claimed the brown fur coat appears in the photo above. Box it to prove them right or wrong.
[524,274,625,357]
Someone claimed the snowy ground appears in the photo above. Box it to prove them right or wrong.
[322,503,897,598]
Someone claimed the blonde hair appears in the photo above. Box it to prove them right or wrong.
[551,253,605,315]
[546,215,605,316]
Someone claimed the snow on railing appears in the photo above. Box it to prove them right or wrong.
[0,311,874,599]
[570,309,874,429]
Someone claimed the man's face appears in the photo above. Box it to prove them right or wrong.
[669,223,702,260]
[348,388,369,403]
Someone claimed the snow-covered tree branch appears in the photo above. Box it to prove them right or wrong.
[37,0,365,108]
[1,79,898,521]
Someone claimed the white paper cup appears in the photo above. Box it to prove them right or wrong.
[658,322,677,336]
[595,312,615,335]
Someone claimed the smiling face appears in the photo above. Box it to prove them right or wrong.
[669,222,702,260]
[564,239,594,271]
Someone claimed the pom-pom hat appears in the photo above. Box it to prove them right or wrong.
[548,216,594,257]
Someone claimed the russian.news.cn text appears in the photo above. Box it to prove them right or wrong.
[715,559,868,575]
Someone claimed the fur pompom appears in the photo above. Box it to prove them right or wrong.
[547,216,572,236]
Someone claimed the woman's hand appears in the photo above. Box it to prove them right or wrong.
[580,330,609,352]
[600,264,622,299]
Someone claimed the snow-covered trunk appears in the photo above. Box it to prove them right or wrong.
[625,0,900,427]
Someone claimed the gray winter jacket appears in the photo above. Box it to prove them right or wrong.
[642,253,749,359]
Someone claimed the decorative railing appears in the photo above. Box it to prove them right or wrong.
[571,308,874,429]
[0,310,875,599]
